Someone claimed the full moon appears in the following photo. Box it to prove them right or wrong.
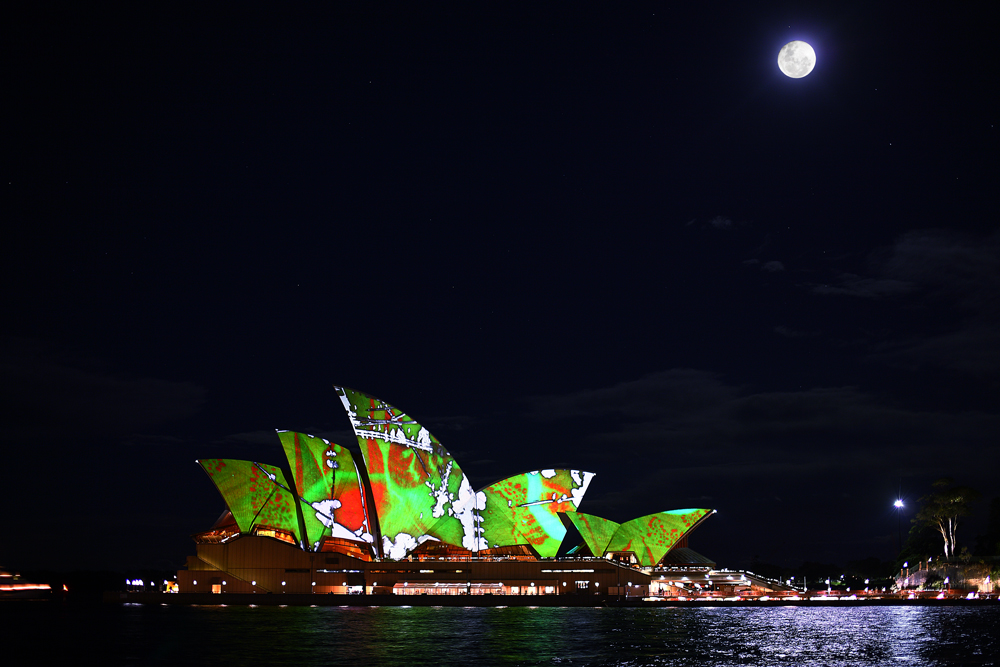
[778,40,816,78]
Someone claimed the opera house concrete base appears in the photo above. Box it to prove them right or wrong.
[177,534,660,598]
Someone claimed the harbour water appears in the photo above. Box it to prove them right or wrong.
[5,602,998,665]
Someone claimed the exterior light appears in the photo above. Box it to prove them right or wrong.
[252,581,256,585]
[222,581,227,586]
[894,499,904,509]
[282,581,286,586]
[193,580,197,585]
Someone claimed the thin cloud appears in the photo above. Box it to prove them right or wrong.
[743,259,785,272]
[0,336,206,438]
[528,369,737,421]
[773,325,811,338]
[870,323,1000,375]
[804,228,1000,374]
[810,274,916,298]
[525,370,1000,475]
[810,229,999,306]
[883,229,1000,313]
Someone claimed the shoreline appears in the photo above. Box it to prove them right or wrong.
[104,591,999,608]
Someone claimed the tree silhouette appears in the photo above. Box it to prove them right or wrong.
[914,478,980,558]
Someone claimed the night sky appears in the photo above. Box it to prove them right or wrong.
[5,3,998,573]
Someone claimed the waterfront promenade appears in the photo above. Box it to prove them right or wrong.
[107,591,998,608]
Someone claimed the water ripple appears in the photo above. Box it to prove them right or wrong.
[2,603,997,666]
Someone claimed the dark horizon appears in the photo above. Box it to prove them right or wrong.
[4,3,997,574]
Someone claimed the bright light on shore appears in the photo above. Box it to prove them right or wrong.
[894,499,904,508]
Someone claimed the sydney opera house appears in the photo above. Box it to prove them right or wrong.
[177,387,717,597]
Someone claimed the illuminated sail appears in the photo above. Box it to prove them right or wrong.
[563,512,620,558]
[197,458,300,542]
[336,386,480,558]
[478,469,595,558]
[276,431,373,550]
[604,508,714,567]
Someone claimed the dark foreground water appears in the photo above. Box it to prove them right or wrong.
[4,603,998,666]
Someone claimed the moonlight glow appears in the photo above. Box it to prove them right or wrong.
[778,41,816,78]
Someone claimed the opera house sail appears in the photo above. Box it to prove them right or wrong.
[198,459,301,542]
[181,386,714,597]
[478,470,594,558]
[276,431,373,552]
[337,386,480,558]
[565,509,714,567]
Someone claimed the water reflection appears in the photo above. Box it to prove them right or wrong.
[4,602,997,665]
